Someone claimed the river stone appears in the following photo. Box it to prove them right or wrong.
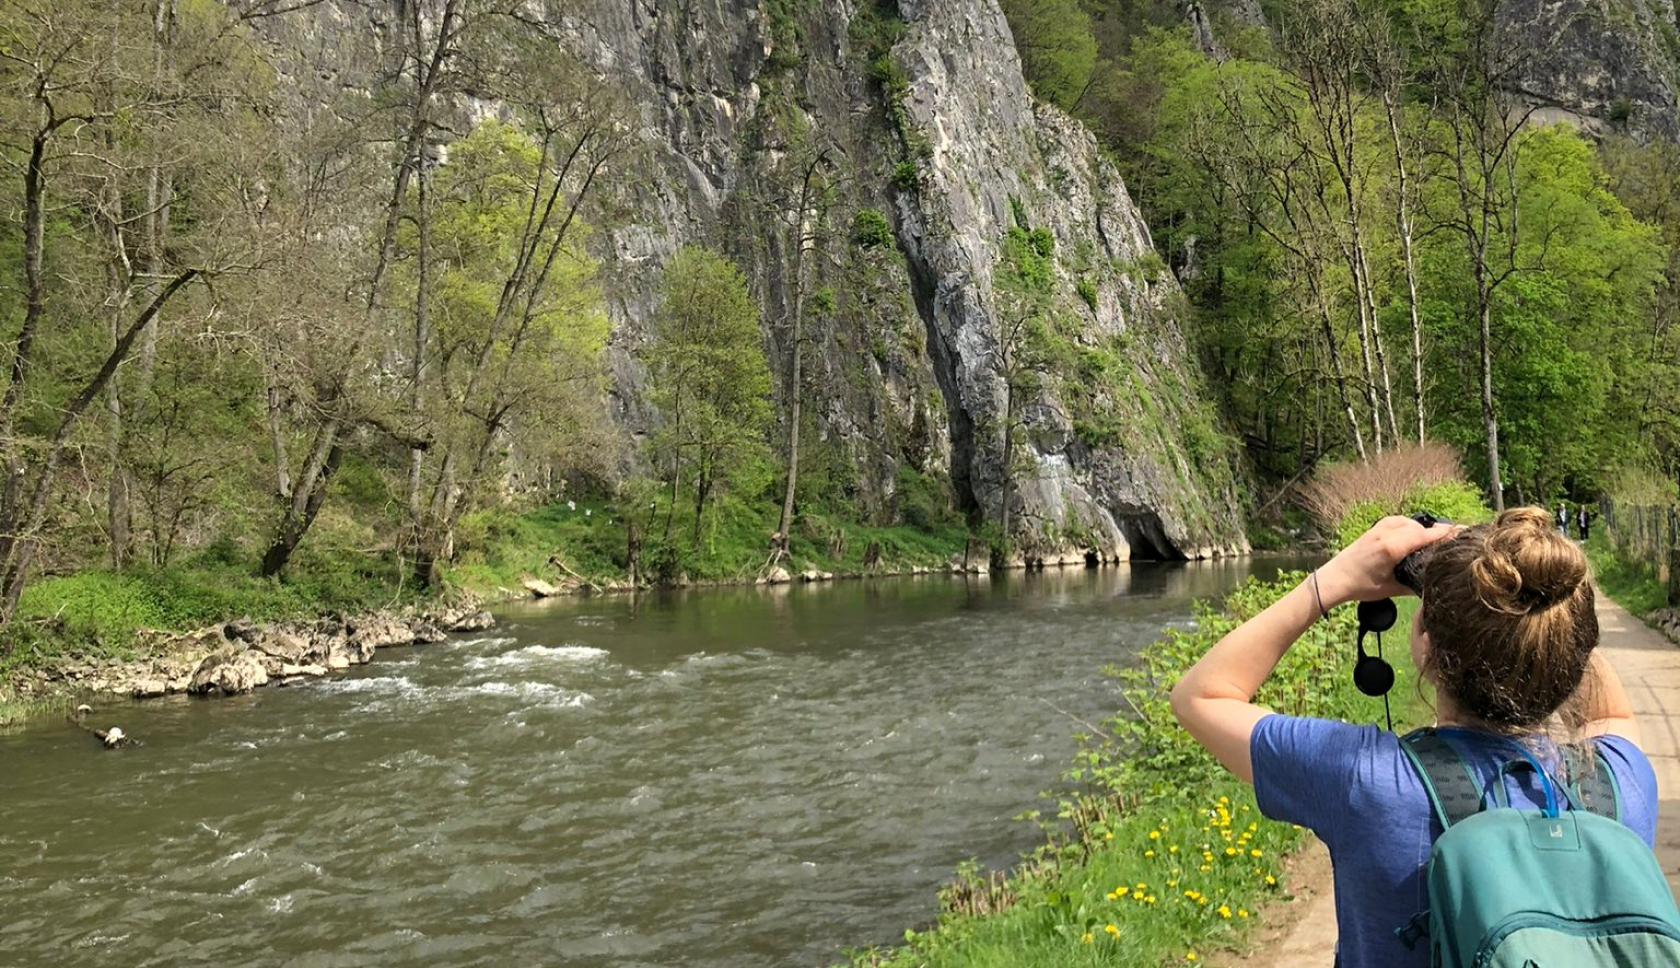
[410,621,447,644]
[279,663,328,678]
[437,607,494,632]
[249,628,311,664]
[189,648,270,696]
[761,566,791,585]
[132,679,168,699]
[523,578,562,598]
[348,615,414,651]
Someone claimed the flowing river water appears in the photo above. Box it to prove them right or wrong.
[0,559,1311,968]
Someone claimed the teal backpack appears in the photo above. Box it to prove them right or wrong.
[1398,728,1680,967]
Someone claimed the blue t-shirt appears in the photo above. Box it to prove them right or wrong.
[1250,715,1658,968]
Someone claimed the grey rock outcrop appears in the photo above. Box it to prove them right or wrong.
[1497,0,1680,140]
[189,648,271,696]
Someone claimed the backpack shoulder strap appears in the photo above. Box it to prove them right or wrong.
[1400,728,1484,829]
[1560,743,1622,822]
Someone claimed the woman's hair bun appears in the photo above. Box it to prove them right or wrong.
[1469,507,1587,614]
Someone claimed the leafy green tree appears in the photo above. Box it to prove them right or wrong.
[643,246,773,558]
[999,0,1098,109]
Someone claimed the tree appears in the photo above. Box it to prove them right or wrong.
[0,0,265,625]
[998,0,1098,109]
[643,247,773,559]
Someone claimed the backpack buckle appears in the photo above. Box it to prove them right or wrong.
[1394,911,1430,951]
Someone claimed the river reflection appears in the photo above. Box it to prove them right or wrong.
[0,558,1312,968]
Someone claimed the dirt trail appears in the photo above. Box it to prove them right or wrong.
[1222,590,1680,967]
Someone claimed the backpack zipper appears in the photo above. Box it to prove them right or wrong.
[1474,912,1680,968]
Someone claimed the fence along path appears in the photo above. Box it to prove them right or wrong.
[1226,589,1680,966]
[1601,498,1680,607]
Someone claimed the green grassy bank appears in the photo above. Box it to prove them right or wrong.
[1583,533,1670,618]
[843,573,1433,967]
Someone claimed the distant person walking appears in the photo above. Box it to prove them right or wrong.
[1578,504,1591,541]
[1557,502,1570,535]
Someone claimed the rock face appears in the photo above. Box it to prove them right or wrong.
[557,0,1248,559]
[252,0,1249,561]
[1497,0,1680,139]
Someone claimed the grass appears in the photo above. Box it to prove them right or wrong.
[448,492,969,591]
[843,573,1434,968]
[1584,533,1671,617]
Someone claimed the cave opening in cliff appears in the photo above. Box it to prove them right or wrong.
[1117,513,1177,561]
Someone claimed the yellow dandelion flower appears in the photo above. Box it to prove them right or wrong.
[1145,850,1156,858]
[1149,830,1161,840]
[1200,864,1211,872]
[1225,847,1238,856]
[1238,908,1250,918]
[1248,822,1258,832]
[1105,923,1120,936]
[1266,875,1277,886]
[1106,891,1119,901]
[1132,890,1145,900]
[1186,952,1199,962]
[1218,796,1229,805]
[1169,845,1179,853]
[1251,849,1263,858]
[1218,904,1232,919]
[1184,890,1197,899]
[1197,896,1208,905]
[1167,879,1178,888]
[1136,882,1147,890]
[1146,895,1157,904]
[1104,831,1115,841]
[1080,932,1094,944]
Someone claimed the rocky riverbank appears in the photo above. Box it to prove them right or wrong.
[4,602,496,709]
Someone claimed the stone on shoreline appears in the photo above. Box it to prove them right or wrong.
[189,648,270,696]
[523,578,562,598]
[132,679,167,699]
[436,607,494,632]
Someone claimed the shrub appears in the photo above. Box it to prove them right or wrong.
[853,208,895,249]
[1297,442,1469,537]
[1076,277,1098,310]
[1333,479,1493,547]
[892,160,920,191]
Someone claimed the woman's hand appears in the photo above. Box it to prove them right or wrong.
[1316,515,1458,607]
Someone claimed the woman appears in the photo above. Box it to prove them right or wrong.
[1170,508,1656,968]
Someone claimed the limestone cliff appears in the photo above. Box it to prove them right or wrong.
[1496,0,1680,139]
[258,0,1250,560]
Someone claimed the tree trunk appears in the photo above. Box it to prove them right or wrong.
[408,162,431,539]
[1383,93,1427,444]
[261,442,344,578]
[1476,282,1504,511]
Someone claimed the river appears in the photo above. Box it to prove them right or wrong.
[0,559,1309,968]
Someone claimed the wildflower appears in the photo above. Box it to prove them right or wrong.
[1149,830,1160,840]
[1144,850,1155,858]
[1248,822,1258,832]
[1251,849,1263,858]
[1106,891,1119,901]
[1167,879,1178,888]
[1080,933,1094,944]
[1145,895,1156,904]
[1186,952,1198,962]
[1199,864,1211,872]
[1105,831,1115,841]
[1225,847,1237,856]
[1132,890,1145,900]
[1238,908,1250,918]
[1136,882,1146,890]
[1105,923,1120,936]
[1266,875,1277,886]
[1218,796,1229,805]
[1218,904,1232,919]
[1169,844,1179,853]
